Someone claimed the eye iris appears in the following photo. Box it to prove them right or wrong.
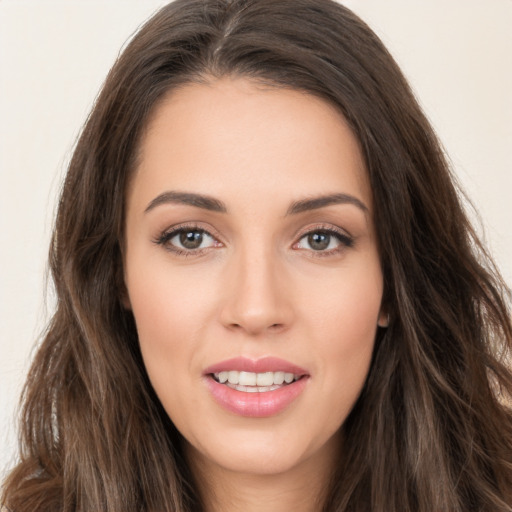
[308,232,330,250]
[179,231,203,249]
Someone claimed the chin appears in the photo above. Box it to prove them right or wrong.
[183,419,342,478]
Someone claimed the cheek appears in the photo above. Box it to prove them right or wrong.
[301,259,383,343]
[125,265,218,426]
[299,261,382,406]
[124,257,220,380]
[127,251,218,327]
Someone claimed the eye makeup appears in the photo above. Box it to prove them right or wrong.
[293,223,355,258]
[153,220,355,259]
[152,222,224,256]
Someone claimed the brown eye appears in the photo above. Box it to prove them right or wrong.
[298,231,338,251]
[307,232,331,251]
[294,228,354,254]
[158,228,218,252]
[179,230,205,249]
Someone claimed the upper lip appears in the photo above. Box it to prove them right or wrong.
[204,356,309,376]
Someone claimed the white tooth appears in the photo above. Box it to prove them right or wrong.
[218,371,228,383]
[273,371,285,385]
[239,371,257,386]
[228,370,239,384]
[284,372,294,384]
[256,372,274,386]
[226,382,284,393]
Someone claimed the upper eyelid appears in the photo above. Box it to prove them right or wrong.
[159,222,221,240]
[293,224,355,252]
[154,221,353,247]
[294,223,353,240]
[154,224,222,256]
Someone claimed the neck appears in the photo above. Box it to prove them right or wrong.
[185,436,340,512]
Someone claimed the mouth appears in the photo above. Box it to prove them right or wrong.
[210,370,304,393]
[204,357,309,417]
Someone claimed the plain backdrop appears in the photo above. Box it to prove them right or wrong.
[1,0,511,477]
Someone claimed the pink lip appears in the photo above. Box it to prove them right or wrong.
[203,357,310,418]
[204,356,308,376]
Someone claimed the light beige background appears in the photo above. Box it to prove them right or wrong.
[1,0,511,477]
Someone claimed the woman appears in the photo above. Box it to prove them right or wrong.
[2,0,512,510]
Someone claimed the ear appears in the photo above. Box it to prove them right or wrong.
[377,308,389,328]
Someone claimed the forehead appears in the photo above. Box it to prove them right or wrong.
[130,77,371,212]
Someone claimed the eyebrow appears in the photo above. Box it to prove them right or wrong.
[286,193,368,215]
[144,191,227,213]
[144,191,368,216]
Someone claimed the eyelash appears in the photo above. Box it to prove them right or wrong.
[293,224,354,257]
[153,223,222,257]
[153,223,354,257]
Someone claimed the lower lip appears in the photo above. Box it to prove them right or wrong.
[205,376,308,418]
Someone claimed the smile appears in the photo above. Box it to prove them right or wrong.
[212,370,301,392]
[204,357,309,417]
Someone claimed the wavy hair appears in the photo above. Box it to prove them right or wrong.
[3,0,512,510]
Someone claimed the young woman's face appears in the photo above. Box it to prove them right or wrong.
[124,78,386,478]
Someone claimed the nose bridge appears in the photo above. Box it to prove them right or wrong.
[220,240,292,335]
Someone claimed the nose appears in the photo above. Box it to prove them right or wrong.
[219,246,294,336]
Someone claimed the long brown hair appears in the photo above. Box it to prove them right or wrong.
[3,1,512,510]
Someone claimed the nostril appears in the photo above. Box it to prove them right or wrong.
[227,322,283,333]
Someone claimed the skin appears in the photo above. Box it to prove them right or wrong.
[123,78,387,512]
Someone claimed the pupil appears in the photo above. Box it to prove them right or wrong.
[308,232,330,250]
[180,231,203,249]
